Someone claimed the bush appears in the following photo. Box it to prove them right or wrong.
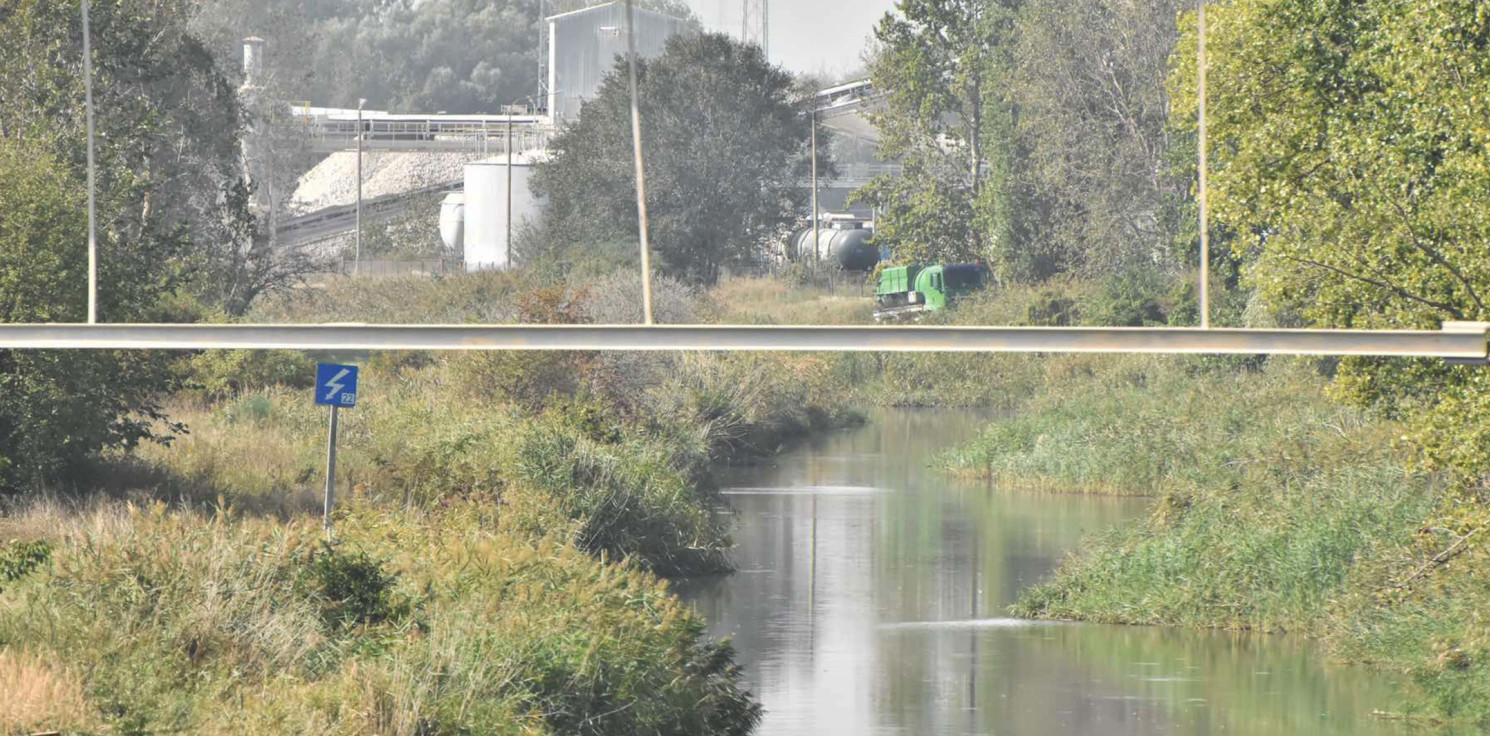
[1082,268,1167,326]
[0,508,762,735]
[301,544,409,630]
[187,350,316,400]
[0,540,50,588]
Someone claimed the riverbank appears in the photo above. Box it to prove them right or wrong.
[0,272,865,735]
[937,351,1486,729]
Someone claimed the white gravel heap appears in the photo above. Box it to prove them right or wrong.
[289,152,481,216]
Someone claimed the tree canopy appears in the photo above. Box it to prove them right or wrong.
[531,32,827,286]
[193,0,701,115]
[0,0,265,489]
[860,0,1190,281]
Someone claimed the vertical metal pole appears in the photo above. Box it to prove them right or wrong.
[82,0,98,325]
[323,406,340,535]
[812,110,820,268]
[507,114,514,269]
[355,99,364,276]
[762,0,769,61]
[1198,1,1211,329]
[625,0,655,325]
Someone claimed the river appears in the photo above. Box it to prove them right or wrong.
[682,409,1416,736]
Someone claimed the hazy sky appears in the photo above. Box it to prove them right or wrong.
[694,0,900,77]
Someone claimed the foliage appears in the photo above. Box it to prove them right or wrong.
[1174,0,1490,334]
[533,33,827,285]
[301,544,409,630]
[859,0,1023,271]
[0,140,185,492]
[1011,0,1189,276]
[861,0,1190,280]
[194,0,699,115]
[1083,268,1168,327]
[187,350,317,400]
[0,506,760,735]
[0,541,51,588]
[0,0,309,317]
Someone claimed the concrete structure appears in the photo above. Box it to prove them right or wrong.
[547,2,686,123]
[462,153,547,271]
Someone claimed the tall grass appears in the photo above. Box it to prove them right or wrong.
[0,649,94,735]
[0,503,760,735]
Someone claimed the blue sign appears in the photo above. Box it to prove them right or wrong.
[315,364,360,408]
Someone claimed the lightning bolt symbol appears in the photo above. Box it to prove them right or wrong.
[324,368,351,402]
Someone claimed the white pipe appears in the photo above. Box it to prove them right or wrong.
[0,324,1480,358]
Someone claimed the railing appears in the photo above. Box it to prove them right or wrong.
[278,117,554,155]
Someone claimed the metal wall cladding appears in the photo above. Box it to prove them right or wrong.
[550,3,685,123]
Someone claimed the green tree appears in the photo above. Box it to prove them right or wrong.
[1172,0,1490,455]
[0,0,308,317]
[193,0,700,115]
[0,0,273,489]
[1013,0,1188,276]
[0,139,183,491]
[531,33,827,285]
[858,0,1043,275]
[1174,0,1490,333]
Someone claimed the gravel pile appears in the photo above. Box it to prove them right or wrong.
[289,152,480,216]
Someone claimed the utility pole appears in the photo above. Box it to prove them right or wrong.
[1198,1,1210,329]
[355,98,366,276]
[506,112,514,269]
[82,0,98,324]
[323,405,339,535]
[741,0,769,58]
[812,109,820,268]
[625,0,656,325]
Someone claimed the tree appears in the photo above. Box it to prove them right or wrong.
[193,0,701,116]
[0,140,184,491]
[856,0,1038,274]
[1013,0,1188,276]
[1173,0,1490,468]
[531,33,828,286]
[0,0,278,489]
[0,0,315,317]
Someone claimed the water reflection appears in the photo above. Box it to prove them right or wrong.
[683,409,1419,736]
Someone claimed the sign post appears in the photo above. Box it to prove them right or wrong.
[315,363,360,534]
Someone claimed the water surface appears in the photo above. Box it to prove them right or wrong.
[684,409,1417,736]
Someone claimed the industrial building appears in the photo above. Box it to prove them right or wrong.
[547,2,687,123]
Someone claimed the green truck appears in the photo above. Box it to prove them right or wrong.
[874,263,989,322]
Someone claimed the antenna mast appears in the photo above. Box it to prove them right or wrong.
[741,0,769,59]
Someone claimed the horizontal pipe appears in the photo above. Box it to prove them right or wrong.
[0,324,1482,358]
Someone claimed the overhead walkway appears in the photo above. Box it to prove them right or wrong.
[278,106,553,155]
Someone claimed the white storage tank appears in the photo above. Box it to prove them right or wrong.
[439,193,465,254]
[462,153,546,271]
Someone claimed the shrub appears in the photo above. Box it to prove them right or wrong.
[301,544,409,630]
[187,350,316,400]
[1082,268,1167,326]
[0,540,50,589]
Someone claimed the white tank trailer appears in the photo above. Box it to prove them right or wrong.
[787,219,880,271]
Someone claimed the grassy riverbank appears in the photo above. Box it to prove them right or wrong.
[936,351,1490,727]
[0,272,867,735]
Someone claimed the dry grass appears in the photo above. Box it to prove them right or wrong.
[0,649,94,735]
[708,276,873,325]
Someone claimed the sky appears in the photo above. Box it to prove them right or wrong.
[693,0,899,78]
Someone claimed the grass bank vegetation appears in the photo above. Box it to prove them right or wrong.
[0,272,867,736]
